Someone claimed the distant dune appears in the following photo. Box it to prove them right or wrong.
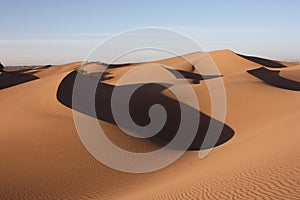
[0,50,299,199]
[248,67,300,91]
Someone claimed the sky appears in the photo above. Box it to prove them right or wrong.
[0,0,299,65]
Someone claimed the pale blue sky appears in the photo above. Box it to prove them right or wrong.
[0,0,299,65]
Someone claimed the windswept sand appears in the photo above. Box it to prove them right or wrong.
[0,50,299,199]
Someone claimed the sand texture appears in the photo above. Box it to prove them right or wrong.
[0,50,299,199]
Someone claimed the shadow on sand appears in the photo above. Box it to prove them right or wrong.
[236,53,287,68]
[0,72,39,90]
[164,67,223,84]
[0,65,55,90]
[248,67,300,91]
[57,71,234,150]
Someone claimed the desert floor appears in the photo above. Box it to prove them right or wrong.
[0,50,299,199]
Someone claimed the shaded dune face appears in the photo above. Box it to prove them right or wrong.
[247,67,300,91]
[0,71,38,89]
[0,65,54,90]
[57,71,234,150]
[236,53,288,68]
[163,67,222,84]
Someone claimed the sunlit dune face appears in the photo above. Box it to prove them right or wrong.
[279,67,300,82]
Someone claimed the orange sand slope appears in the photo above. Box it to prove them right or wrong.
[0,50,299,199]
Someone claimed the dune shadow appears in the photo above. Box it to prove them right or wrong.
[57,71,234,150]
[164,67,222,84]
[0,65,54,90]
[236,53,287,68]
[102,63,132,69]
[247,67,300,91]
[0,72,39,90]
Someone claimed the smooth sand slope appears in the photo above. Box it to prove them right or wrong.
[0,50,299,199]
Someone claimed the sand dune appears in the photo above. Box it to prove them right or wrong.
[279,64,300,82]
[0,71,38,89]
[0,50,299,199]
[248,67,300,91]
[57,71,234,151]
[236,53,289,68]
